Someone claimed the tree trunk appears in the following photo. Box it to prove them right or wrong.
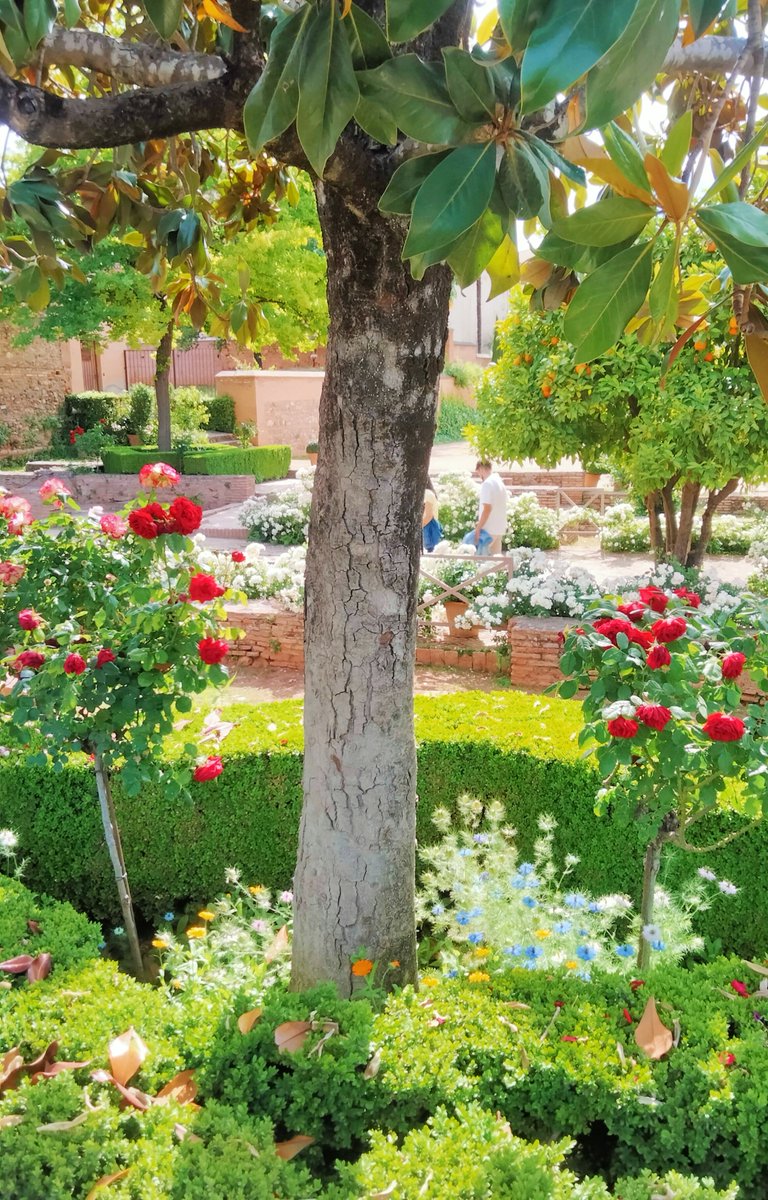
[637,831,665,972]
[291,179,451,996]
[93,751,144,979]
[155,316,174,454]
[688,479,739,568]
[645,492,663,561]
[673,480,701,565]
[660,480,678,557]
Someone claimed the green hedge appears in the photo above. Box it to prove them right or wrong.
[203,393,236,433]
[63,391,122,431]
[0,691,763,954]
[101,443,289,481]
[101,445,183,473]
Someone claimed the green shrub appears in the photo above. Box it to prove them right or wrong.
[181,444,290,480]
[63,391,121,432]
[0,876,101,971]
[435,397,476,443]
[101,445,183,474]
[202,394,236,433]
[443,360,484,389]
[128,383,153,435]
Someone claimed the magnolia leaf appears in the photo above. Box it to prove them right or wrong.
[442,47,497,122]
[743,959,768,978]
[695,202,768,284]
[264,923,290,963]
[27,952,52,982]
[354,95,398,144]
[498,0,540,51]
[275,1021,313,1054]
[357,56,476,145]
[660,110,693,178]
[345,5,391,69]
[699,120,768,206]
[143,0,183,39]
[520,0,639,114]
[91,1069,154,1112]
[581,0,680,132]
[237,1007,263,1035]
[554,196,654,247]
[476,7,500,45]
[85,1170,132,1199]
[0,1114,24,1128]
[487,234,520,299]
[603,123,651,196]
[564,240,654,361]
[63,0,80,27]
[173,1123,203,1143]
[649,243,678,327]
[562,134,653,204]
[37,1111,91,1132]
[746,335,768,402]
[107,1027,148,1087]
[379,151,451,216]
[0,955,34,974]
[403,141,497,260]
[448,201,507,289]
[634,996,674,1060]
[275,1133,315,1160]
[155,1069,197,1106]
[243,7,313,154]
[371,1185,398,1199]
[385,0,453,43]
[644,153,689,222]
[363,1048,382,1080]
[689,0,727,37]
[201,0,246,32]
[296,0,360,176]
[497,141,544,220]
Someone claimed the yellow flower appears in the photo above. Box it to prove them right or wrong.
[468,971,490,983]
[198,910,216,921]
[171,979,183,990]
[421,976,439,988]
[474,947,490,958]
[186,926,206,939]
[151,937,169,950]
[535,929,552,939]
[248,885,265,895]
[565,960,578,970]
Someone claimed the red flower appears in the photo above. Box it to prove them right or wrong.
[95,648,116,669]
[639,586,668,613]
[14,650,45,671]
[189,573,225,603]
[730,979,749,998]
[169,496,203,535]
[593,618,636,645]
[722,652,746,681]
[38,477,71,506]
[18,609,42,631]
[630,979,645,991]
[194,755,223,782]
[622,1008,633,1024]
[617,601,645,623]
[702,712,745,743]
[628,627,655,650]
[646,644,671,669]
[652,615,687,644]
[0,495,32,534]
[560,1035,579,1043]
[719,1051,736,1067]
[673,587,701,608]
[100,513,127,539]
[198,637,229,665]
[231,550,246,563]
[607,716,638,739]
[128,507,160,539]
[145,502,177,535]
[138,462,180,490]
[635,704,672,731]
[63,653,87,676]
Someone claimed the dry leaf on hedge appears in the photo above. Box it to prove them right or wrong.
[91,1069,154,1112]
[274,1021,312,1054]
[156,1069,197,1106]
[173,1123,203,1144]
[370,1184,397,1198]
[0,1114,24,1128]
[363,1049,381,1080]
[237,1008,263,1035]
[37,1111,91,1132]
[108,1028,148,1086]
[634,996,673,1060]
[274,1134,315,1161]
[85,1169,131,1198]
[264,925,289,963]
[743,960,768,978]
[27,953,52,983]
[0,955,35,975]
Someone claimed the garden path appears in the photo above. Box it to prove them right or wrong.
[216,663,504,704]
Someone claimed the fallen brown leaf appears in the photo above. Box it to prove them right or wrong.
[274,1021,312,1054]
[85,1169,131,1198]
[634,996,674,1060]
[156,1069,197,1106]
[37,1111,91,1132]
[264,924,289,964]
[275,1133,315,1161]
[237,1008,263,1035]
[363,1049,381,1080]
[27,953,52,983]
[108,1027,148,1086]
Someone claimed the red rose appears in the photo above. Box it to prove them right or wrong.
[635,704,672,731]
[628,627,655,651]
[14,650,45,671]
[95,648,116,669]
[673,587,701,608]
[730,979,749,998]
[146,502,177,535]
[702,712,745,742]
[18,609,42,630]
[128,507,160,539]
[617,601,645,623]
[646,644,671,669]
[607,716,639,739]
[193,755,223,782]
[0,561,24,586]
[639,586,668,613]
[593,618,635,645]
[169,496,203,535]
[722,652,746,681]
[651,615,687,644]
[231,550,246,563]
[719,1051,736,1067]
[198,637,229,665]
[63,653,87,676]
[189,573,225,603]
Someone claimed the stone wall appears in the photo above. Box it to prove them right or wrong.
[0,470,253,518]
[215,370,323,455]
[0,330,77,455]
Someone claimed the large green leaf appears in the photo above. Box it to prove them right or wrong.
[354,96,398,145]
[695,203,768,284]
[554,196,654,247]
[520,0,640,114]
[582,0,681,132]
[699,119,768,206]
[23,0,55,49]
[143,0,183,41]
[448,198,507,289]
[689,0,727,37]
[244,7,313,153]
[296,1,360,176]
[563,240,654,360]
[602,123,651,195]
[442,47,497,122]
[404,141,497,259]
[357,56,477,145]
[497,142,544,221]
[345,5,391,69]
[498,0,541,52]
[536,231,589,269]
[660,109,692,177]
[379,151,451,215]
[385,0,454,43]
[523,134,587,188]
[649,243,678,326]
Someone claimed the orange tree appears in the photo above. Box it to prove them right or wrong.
[0,0,768,991]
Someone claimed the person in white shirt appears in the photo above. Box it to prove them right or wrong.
[463,460,507,555]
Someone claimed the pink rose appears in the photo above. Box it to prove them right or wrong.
[0,495,32,535]
[0,562,24,587]
[18,609,42,631]
[100,513,128,539]
[193,755,223,782]
[38,477,71,506]
[138,462,181,490]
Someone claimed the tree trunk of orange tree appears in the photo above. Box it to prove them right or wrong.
[673,480,701,566]
[646,492,663,560]
[154,315,174,455]
[688,479,740,568]
[290,177,451,996]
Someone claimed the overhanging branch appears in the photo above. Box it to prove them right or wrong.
[41,27,226,87]
[662,35,768,76]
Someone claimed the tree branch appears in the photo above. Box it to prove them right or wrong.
[662,35,768,77]
[41,26,226,87]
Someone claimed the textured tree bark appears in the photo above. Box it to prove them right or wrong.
[645,492,663,561]
[154,317,174,455]
[660,480,679,557]
[673,481,701,566]
[291,179,451,995]
[688,479,739,568]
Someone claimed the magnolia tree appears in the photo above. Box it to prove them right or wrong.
[557,583,768,968]
[0,467,238,976]
[0,0,768,991]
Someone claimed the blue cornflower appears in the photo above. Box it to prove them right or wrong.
[456,911,471,926]
[518,862,535,876]
[163,911,175,922]
[588,902,603,913]
[467,931,485,945]
[576,945,598,962]
[504,945,523,957]
[564,893,586,909]
[446,968,459,978]
[511,875,527,889]
[576,970,592,982]
[112,926,125,936]
[524,945,543,960]
[458,848,473,857]
[615,944,635,958]
[650,939,666,952]
[432,903,445,916]
[479,871,490,882]
[553,921,572,934]
[522,896,537,909]
[468,906,483,918]
[473,833,490,844]
[522,960,537,970]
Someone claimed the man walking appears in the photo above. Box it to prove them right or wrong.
[463,460,507,555]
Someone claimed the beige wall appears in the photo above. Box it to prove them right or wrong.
[0,328,76,453]
[216,370,323,454]
[99,341,128,391]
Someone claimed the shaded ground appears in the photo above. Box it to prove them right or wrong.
[217,662,507,704]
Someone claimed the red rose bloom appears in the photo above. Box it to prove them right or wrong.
[128,507,160,539]
[14,649,45,671]
[646,644,671,669]
[231,550,246,563]
[617,601,645,623]
[593,618,635,645]
[198,637,229,665]
[63,653,87,676]
[169,496,203,535]
[145,502,177,535]
[721,651,746,681]
[628,627,655,650]
[95,648,116,668]
[635,704,672,731]
[189,573,225,603]
[18,609,42,630]
[652,615,687,644]
[702,712,745,742]
[607,716,639,739]
[673,587,701,608]
[639,586,668,613]
[193,755,223,782]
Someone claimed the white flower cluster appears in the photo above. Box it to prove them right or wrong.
[239,479,312,545]
[606,561,741,620]
[505,548,603,617]
[196,540,306,611]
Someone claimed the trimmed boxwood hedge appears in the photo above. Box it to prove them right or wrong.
[100,443,290,481]
[0,692,763,954]
[100,445,183,473]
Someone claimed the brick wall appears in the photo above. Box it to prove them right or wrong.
[215,370,323,455]
[0,470,253,518]
[508,616,569,690]
[0,330,76,454]
[222,602,305,669]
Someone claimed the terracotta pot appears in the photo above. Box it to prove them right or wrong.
[444,599,475,639]
[583,472,601,488]
[307,452,318,466]
[127,434,141,446]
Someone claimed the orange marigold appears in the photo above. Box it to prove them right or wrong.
[352,958,374,977]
